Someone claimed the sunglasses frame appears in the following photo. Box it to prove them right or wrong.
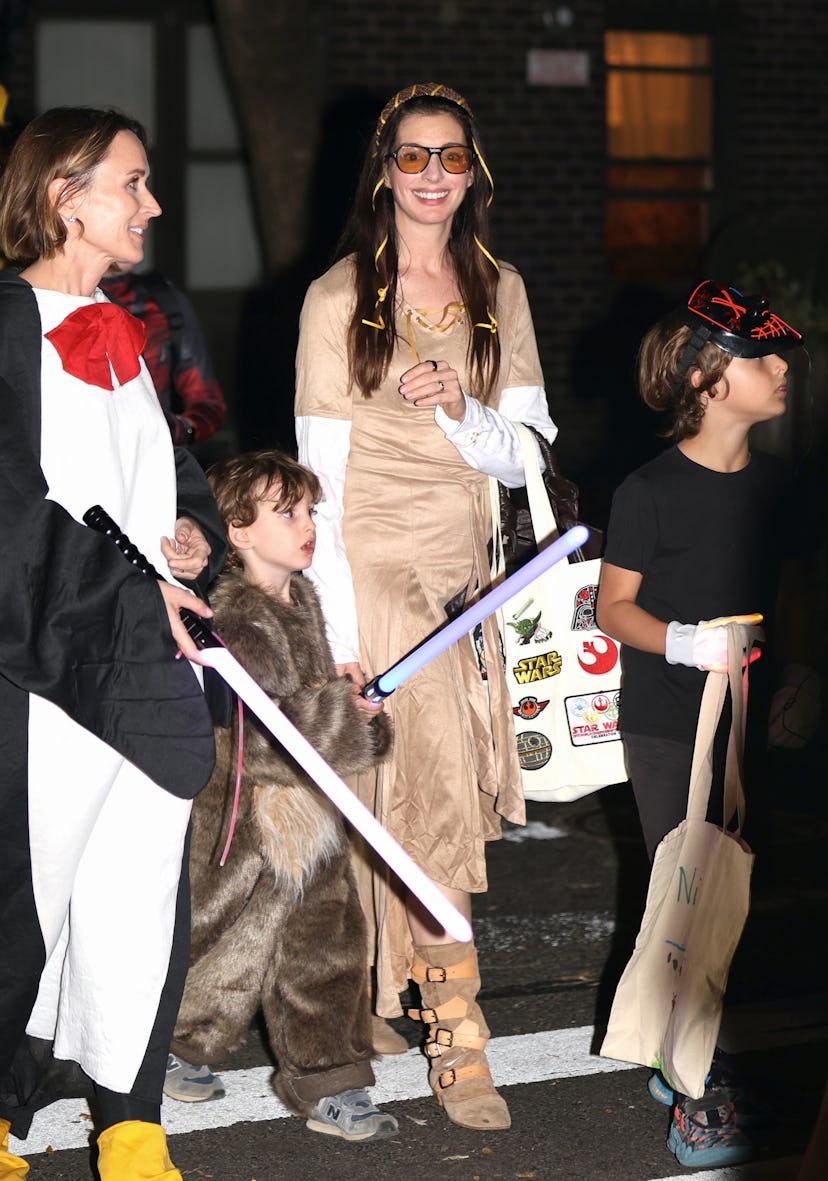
[386,142,476,175]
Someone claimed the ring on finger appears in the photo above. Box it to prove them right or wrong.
[429,359,438,371]
[438,380,445,392]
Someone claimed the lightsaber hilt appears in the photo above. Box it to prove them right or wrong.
[362,523,588,701]
[83,504,220,651]
[362,676,390,704]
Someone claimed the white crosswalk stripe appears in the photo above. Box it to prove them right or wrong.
[11,1025,636,1153]
[9,1021,815,1178]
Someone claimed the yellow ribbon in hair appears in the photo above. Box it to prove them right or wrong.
[362,284,388,330]
[362,234,390,329]
[474,235,499,274]
[472,138,494,207]
[474,307,498,334]
[371,177,386,210]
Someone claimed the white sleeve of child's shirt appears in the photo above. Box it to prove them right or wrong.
[295,415,361,665]
[433,384,558,488]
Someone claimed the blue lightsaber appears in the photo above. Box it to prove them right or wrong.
[362,524,588,701]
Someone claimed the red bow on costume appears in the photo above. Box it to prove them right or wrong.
[45,302,147,391]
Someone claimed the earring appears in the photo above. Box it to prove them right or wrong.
[68,215,77,223]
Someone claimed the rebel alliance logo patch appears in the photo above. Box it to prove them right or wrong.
[513,695,550,720]
[576,634,618,676]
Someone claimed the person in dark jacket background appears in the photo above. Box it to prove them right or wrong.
[101,267,227,447]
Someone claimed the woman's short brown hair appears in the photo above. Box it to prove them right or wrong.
[0,106,147,264]
[637,311,732,441]
[208,450,322,566]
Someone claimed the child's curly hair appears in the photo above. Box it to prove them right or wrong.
[208,450,321,569]
[637,310,732,441]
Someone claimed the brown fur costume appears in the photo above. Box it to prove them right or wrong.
[170,569,391,1114]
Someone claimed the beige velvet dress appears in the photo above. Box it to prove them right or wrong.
[296,256,544,1013]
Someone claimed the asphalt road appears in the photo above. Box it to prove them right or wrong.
[11,737,828,1180]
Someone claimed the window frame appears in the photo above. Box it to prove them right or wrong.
[604,22,719,282]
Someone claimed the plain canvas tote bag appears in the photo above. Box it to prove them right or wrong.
[599,627,755,1098]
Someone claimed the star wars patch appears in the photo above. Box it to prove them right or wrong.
[571,584,598,631]
[506,599,553,645]
[576,634,618,676]
[516,729,553,770]
[564,691,621,745]
[512,651,562,683]
[513,695,550,720]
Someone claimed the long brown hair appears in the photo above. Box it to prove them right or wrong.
[337,85,501,403]
[0,107,147,264]
[638,312,732,440]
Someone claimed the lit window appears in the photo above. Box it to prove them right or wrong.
[605,31,713,281]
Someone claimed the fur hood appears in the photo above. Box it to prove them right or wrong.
[190,569,391,896]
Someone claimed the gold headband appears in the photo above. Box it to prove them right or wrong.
[373,82,474,152]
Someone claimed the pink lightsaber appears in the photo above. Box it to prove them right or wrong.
[363,524,589,700]
[83,505,472,942]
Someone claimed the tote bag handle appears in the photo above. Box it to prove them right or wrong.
[515,422,560,542]
[488,424,559,583]
[686,626,753,833]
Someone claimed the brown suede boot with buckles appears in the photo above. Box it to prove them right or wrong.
[408,941,510,1130]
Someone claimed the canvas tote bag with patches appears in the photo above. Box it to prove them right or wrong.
[487,423,627,802]
[599,626,756,1098]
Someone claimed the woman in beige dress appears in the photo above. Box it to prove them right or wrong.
[295,82,557,1131]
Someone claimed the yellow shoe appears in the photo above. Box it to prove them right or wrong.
[0,1119,29,1179]
[96,1121,182,1181]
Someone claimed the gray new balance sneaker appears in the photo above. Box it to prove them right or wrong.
[306,1088,398,1141]
[163,1053,226,1102]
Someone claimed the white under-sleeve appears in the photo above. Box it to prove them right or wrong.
[434,384,558,488]
[295,415,360,664]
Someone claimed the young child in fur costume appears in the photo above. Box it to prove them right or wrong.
[168,450,398,1142]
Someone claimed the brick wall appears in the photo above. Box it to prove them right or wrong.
[321,0,828,489]
[727,1,828,216]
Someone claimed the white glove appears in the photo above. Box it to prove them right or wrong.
[768,663,822,749]
[665,614,765,673]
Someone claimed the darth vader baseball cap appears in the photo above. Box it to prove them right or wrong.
[676,280,803,377]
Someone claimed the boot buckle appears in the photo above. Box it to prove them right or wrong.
[425,1028,454,1057]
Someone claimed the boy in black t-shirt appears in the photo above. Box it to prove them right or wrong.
[597,280,806,1169]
